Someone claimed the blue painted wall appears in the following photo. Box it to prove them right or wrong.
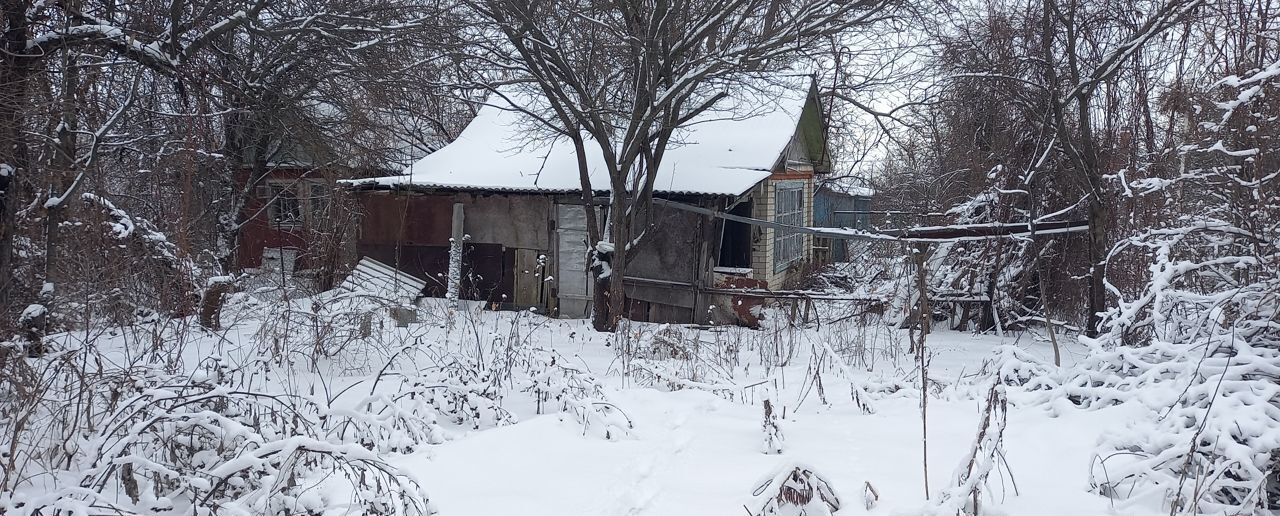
[814,186,871,262]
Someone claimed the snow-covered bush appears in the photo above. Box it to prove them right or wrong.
[424,352,518,430]
[921,383,1012,516]
[22,194,204,335]
[1072,337,1280,513]
[976,344,1060,391]
[620,323,745,399]
[250,291,410,370]
[0,348,433,515]
[525,349,633,440]
[1059,57,1280,514]
[330,375,449,453]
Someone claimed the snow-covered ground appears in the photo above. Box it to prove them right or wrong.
[384,317,1151,516]
[11,295,1177,516]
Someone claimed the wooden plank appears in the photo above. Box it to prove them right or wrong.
[700,287,883,302]
[651,198,1088,242]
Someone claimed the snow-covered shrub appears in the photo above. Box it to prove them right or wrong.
[1060,57,1280,514]
[1073,338,1280,514]
[23,194,204,335]
[621,324,743,400]
[250,292,412,370]
[329,375,448,453]
[825,316,905,371]
[424,352,518,430]
[0,351,433,515]
[525,349,633,440]
[757,318,802,368]
[976,344,1059,391]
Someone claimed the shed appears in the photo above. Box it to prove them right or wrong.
[813,184,873,262]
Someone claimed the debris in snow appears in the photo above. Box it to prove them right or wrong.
[19,303,46,323]
[749,463,842,516]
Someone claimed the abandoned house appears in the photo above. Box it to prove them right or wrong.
[233,108,453,283]
[238,164,336,273]
[346,78,833,324]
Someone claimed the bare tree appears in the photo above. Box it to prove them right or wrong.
[458,0,899,331]
[1036,0,1204,335]
[0,0,466,337]
[892,0,1206,335]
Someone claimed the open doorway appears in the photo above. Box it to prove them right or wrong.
[718,201,752,269]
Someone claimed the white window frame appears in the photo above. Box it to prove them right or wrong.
[773,180,805,273]
[261,179,329,228]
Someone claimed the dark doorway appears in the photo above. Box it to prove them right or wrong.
[718,201,753,268]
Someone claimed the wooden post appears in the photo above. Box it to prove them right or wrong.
[446,202,465,308]
[914,242,932,337]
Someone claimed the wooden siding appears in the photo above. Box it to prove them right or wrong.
[356,191,553,308]
[750,175,815,288]
[237,168,328,270]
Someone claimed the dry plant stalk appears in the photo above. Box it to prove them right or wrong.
[751,465,842,516]
[929,382,1012,516]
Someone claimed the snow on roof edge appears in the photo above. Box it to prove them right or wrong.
[343,174,767,197]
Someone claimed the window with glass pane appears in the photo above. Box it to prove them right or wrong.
[309,182,328,222]
[267,184,301,227]
[773,181,805,273]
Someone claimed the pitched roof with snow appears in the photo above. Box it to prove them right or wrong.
[351,78,815,196]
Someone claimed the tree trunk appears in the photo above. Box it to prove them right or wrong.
[37,46,80,339]
[590,271,611,331]
[599,194,632,332]
[1085,197,1109,336]
[606,242,629,331]
[0,2,32,322]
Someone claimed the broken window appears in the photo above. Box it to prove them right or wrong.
[773,181,805,273]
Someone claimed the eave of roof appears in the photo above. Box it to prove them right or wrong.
[343,178,750,197]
